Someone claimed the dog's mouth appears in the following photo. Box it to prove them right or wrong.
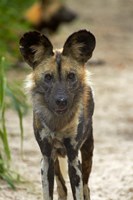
[55,107,68,115]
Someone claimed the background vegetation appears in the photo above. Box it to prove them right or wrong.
[0,0,35,68]
[0,0,34,188]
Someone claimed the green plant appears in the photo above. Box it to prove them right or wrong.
[0,154,20,189]
[0,57,28,188]
[0,0,35,69]
[0,0,34,188]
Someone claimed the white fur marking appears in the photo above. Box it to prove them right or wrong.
[41,157,52,200]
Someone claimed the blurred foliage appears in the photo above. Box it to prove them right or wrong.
[0,154,21,189]
[0,56,28,188]
[0,0,36,188]
[0,0,35,68]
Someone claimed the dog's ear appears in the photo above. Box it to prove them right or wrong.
[62,30,96,64]
[19,31,54,68]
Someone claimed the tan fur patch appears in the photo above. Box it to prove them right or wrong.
[24,73,35,94]
[31,45,45,63]
[70,42,84,60]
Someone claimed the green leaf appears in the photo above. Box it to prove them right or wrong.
[0,58,11,160]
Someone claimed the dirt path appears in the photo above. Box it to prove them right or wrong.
[0,0,133,199]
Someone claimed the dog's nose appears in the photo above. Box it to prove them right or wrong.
[56,97,67,107]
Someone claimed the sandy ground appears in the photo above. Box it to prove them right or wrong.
[0,0,133,199]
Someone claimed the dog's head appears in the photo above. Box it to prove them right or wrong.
[20,30,96,116]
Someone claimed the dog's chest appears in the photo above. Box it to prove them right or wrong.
[40,127,67,158]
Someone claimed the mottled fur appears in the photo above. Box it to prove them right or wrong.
[20,30,96,200]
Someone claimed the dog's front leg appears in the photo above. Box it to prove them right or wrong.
[41,155,54,200]
[64,138,83,200]
[68,157,83,200]
[34,127,54,200]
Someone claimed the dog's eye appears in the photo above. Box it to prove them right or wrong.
[67,72,76,81]
[44,73,53,82]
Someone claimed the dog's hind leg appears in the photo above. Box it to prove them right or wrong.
[55,158,67,200]
[80,128,94,200]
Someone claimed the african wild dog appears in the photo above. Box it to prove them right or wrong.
[19,30,96,200]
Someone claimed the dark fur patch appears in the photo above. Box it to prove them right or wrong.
[48,159,54,198]
[42,138,52,157]
[80,134,94,184]
[41,168,44,175]
[63,138,78,161]
[34,127,52,157]
[55,51,62,80]
[68,164,80,199]
[76,89,94,148]
[56,148,66,157]
[77,160,82,172]
[70,166,80,187]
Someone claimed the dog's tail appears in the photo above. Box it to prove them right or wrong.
[58,157,68,179]
[58,153,82,179]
